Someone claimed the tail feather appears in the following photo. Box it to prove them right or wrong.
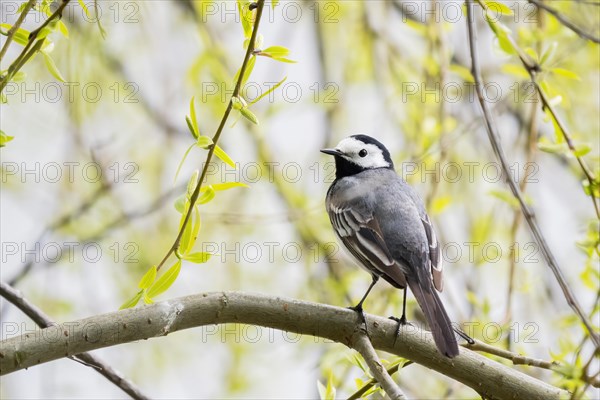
[407,279,459,358]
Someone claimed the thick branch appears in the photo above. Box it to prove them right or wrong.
[0,281,149,399]
[0,292,567,400]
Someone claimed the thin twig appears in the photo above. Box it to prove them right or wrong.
[0,281,150,399]
[0,0,36,62]
[0,0,72,92]
[352,331,407,399]
[155,0,266,272]
[527,0,600,44]
[348,360,413,400]
[465,0,600,349]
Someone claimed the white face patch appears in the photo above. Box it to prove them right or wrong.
[334,137,391,169]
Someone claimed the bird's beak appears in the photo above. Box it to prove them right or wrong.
[320,148,343,156]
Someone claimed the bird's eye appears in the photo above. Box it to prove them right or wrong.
[359,149,368,157]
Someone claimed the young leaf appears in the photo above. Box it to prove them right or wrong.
[237,0,253,39]
[207,182,249,191]
[261,45,290,58]
[189,97,200,136]
[42,53,66,82]
[249,76,287,105]
[0,130,14,148]
[78,0,91,18]
[183,252,211,264]
[143,291,154,304]
[240,107,259,125]
[484,1,514,15]
[231,96,244,111]
[147,260,182,298]
[119,290,143,310]
[271,0,279,9]
[551,68,580,81]
[174,194,186,213]
[174,144,195,183]
[138,266,157,289]
[186,116,198,139]
[213,145,236,168]
[198,185,216,204]
[180,213,193,254]
[196,136,213,149]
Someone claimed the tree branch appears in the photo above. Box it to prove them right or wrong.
[352,330,407,399]
[0,281,149,399]
[527,0,600,44]
[465,0,600,349]
[0,291,568,400]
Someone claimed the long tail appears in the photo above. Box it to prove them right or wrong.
[407,278,459,358]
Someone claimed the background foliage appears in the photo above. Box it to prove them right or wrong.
[1,0,598,398]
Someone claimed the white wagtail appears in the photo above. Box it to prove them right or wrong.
[321,134,465,358]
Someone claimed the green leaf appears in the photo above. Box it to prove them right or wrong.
[234,55,256,87]
[198,185,216,204]
[189,97,200,137]
[231,96,244,110]
[574,143,591,157]
[42,53,65,82]
[538,137,568,155]
[449,64,475,83]
[249,76,287,105]
[551,68,580,81]
[57,20,69,38]
[207,182,249,191]
[143,291,154,304]
[186,116,198,140]
[183,252,211,264]
[138,266,157,289]
[180,211,193,254]
[261,45,290,58]
[119,290,143,309]
[483,11,516,55]
[174,194,186,213]
[272,0,279,9]
[0,24,29,46]
[78,0,91,18]
[0,131,14,148]
[240,107,259,125]
[213,145,236,168]
[489,189,520,209]
[501,64,529,79]
[237,0,253,39]
[174,144,195,183]
[484,1,514,15]
[147,260,182,298]
[196,136,213,149]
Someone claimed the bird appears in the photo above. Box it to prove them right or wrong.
[321,134,460,357]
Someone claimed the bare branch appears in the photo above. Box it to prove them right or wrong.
[0,281,149,400]
[465,0,600,349]
[0,292,568,400]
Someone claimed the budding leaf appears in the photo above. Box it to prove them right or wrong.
[0,131,14,148]
[119,290,143,310]
[138,266,157,289]
[196,136,213,149]
[183,252,212,264]
[240,107,259,125]
[198,185,216,204]
[189,97,200,137]
[147,260,182,298]
[213,145,236,168]
[42,53,66,82]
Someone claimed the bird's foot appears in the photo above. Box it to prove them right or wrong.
[348,305,370,339]
[388,315,413,346]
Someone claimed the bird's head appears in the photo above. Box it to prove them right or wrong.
[321,134,394,178]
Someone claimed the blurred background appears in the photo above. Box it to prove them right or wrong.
[1,0,598,398]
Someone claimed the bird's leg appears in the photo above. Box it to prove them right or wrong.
[389,288,411,345]
[348,275,379,337]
